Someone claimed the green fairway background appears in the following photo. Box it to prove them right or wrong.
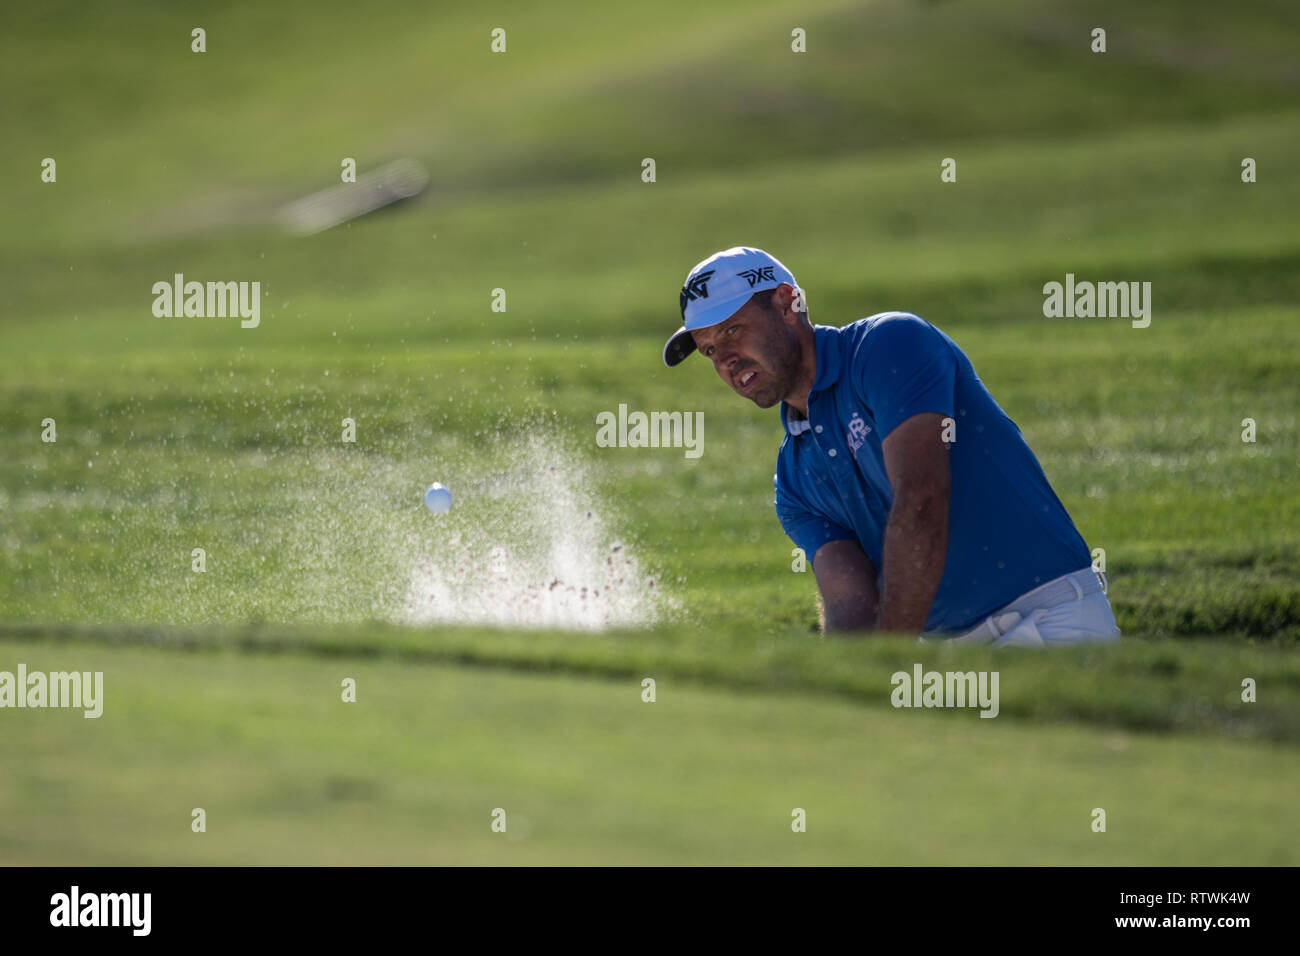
[1,0,1297,864]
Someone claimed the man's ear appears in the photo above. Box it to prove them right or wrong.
[773,282,796,318]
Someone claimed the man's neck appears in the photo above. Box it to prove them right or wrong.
[784,325,817,418]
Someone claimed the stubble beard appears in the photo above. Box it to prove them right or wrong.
[751,321,803,409]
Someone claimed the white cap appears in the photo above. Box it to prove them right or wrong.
[663,246,798,367]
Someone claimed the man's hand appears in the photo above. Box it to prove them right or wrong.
[812,539,879,633]
[878,412,952,634]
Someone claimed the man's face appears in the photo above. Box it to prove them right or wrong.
[691,290,803,409]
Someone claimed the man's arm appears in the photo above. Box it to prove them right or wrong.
[811,539,879,633]
[877,412,951,633]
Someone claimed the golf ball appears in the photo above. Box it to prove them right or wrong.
[424,482,453,513]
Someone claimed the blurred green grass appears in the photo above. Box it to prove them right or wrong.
[1,632,1295,865]
[6,620,1297,742]
[2,1,1296,642]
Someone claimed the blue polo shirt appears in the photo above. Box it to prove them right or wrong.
[774,313,1091,634]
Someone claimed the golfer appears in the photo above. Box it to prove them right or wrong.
[664,246,1120,646]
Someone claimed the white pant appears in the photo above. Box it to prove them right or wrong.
[922,567,1121,647]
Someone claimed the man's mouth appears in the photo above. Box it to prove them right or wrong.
[736,369,758,392]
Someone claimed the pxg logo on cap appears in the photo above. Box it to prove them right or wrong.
[663,247,798,367]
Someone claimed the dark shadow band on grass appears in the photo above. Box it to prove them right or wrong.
[1,620,1297,745]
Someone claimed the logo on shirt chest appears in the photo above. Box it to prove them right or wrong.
[846,413,871,459]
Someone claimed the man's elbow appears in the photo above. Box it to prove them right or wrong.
[893,478,950,521]
[890,488,951,552]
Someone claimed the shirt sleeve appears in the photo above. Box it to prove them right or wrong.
[854,313,957,439]
[774,470,855,563]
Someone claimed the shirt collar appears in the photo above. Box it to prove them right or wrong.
[785,412,812,435]
[780,325,842,437]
